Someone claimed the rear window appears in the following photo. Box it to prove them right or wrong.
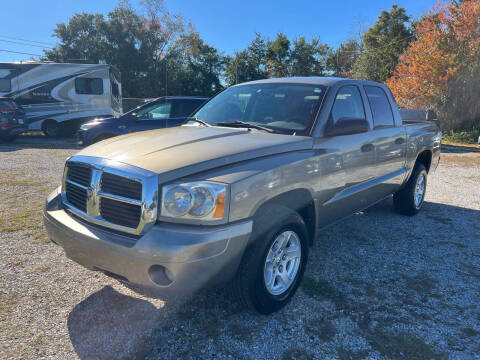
[75,78,103,95]
[0,79,11,92]
[364,85,394,127]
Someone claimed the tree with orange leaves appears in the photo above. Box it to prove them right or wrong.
[387,0,480,130]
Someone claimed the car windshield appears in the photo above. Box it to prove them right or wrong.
[193,83,327,135]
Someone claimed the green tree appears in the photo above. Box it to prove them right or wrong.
[326,38,361,77]
[44,0,186,98]
[290,36,331,76]
[353,5,412,82]
[224,33,268,85]
[266,33,291,77]
[167,31,225,96]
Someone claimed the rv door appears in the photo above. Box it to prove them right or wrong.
[109,67,122,116]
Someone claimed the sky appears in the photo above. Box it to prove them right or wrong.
[0,0,435,62]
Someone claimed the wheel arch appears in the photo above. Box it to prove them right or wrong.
[250,189,317,246]
[415,149,433,173]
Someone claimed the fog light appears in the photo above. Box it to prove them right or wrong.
[148,265,174,286]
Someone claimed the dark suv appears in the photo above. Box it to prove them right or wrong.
[77,96,208,146]
[0,97,27,142]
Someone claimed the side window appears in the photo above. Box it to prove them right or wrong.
[138,102,172,120]
[364,85,394,127]
[172,100,204,118]
[330,85,365,124]
[0,78,11,92]
[75,78,103,95]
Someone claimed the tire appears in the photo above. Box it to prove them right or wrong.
[42,119,59,137]
[232,205,309,314]
[393,163,428,216]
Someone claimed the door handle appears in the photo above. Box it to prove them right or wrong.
[361,143,374,152]
[395,137,405,145]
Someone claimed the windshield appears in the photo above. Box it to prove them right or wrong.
[193,83,327,135]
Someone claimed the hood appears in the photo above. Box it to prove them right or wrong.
[78,125,313,182]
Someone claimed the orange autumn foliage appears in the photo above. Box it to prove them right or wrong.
[386,0,480,109]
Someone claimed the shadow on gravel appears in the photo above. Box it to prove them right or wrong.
[67,285,244,360]
[0,135,78,152]
[441,144,480,154]
[67,198,480,360]
[68,286,161,360]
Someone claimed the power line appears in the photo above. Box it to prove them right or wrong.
[0,35,55,47]
[0,39,53,50]
[0,49,42,57]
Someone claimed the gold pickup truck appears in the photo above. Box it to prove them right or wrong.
[44,77,441,314]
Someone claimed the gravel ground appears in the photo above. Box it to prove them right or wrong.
[0,138,479,360]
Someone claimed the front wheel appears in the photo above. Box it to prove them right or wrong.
[393,163,427,216]
[233,206,309,314]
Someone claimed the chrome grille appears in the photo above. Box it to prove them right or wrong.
[61,156,158,236]
[101,172,142,200]
[100,197,142,228]
[65,182,87,212]
[66,164,92,187]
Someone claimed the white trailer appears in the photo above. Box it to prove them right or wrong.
[0,62,122,136]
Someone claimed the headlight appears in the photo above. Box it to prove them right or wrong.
[80,121,101,131]
[160,181,228,223]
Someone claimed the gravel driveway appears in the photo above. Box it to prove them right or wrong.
[0,139,479,360]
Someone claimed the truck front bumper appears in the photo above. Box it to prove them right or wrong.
[43,189,252,295]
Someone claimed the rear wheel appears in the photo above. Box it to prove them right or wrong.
[42,119,59,137]
[393,163,427,216]
[233,206,309,314]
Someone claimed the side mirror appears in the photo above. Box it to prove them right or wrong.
[426,109,437,121]
[324,117,370,137]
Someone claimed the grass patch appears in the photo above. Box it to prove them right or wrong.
[9,257,27,267]
[282,347,314,360]
[35,264,51,273]
[305,318,336,342]
[337,347,370,360]
[404,274,438,297]
[368,330,445,360]
[0,292,19,317]
[301,276,345,307]
[433,241,467,249]
[0,178,44,187]
[461,327,479,337]
[442,130,479,145]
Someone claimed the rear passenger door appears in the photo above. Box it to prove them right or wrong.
[364,85,407,197]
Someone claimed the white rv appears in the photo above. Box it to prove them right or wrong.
[0,62,122,136]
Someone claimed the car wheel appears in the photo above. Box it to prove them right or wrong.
[393,163,427,216]
[42,119,59,137]
[232,206,309,314]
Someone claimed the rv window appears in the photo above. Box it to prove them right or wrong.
[75,78,103,95]
[0,79,11,92]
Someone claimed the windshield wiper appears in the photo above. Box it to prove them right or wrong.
[185,117,210,127]
[215,121,276,133]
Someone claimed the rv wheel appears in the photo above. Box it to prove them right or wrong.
[42,120,59,137]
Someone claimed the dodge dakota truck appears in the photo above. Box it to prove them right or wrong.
[44,77,441,314]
